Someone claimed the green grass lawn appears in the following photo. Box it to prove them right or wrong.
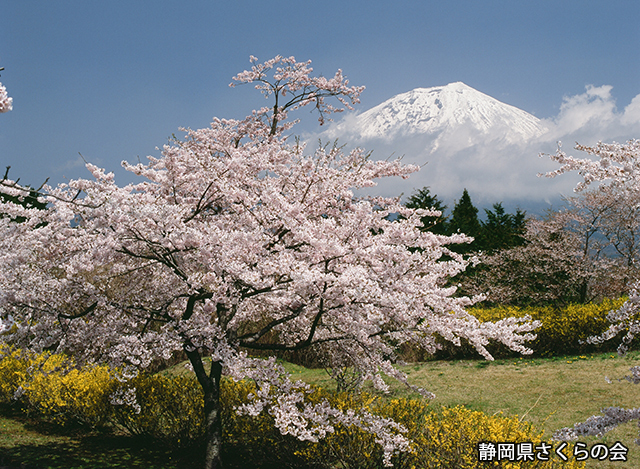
[282,351,640,469]
[0,403,198,468]
[2,351,640,468]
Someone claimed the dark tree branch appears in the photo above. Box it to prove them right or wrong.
[58,301,98,320]
[181,290,214,322]
[241,284,327,351]
[237,302,306,344]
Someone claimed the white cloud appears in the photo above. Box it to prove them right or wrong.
[61,154,105,173]
[62,155,89,171]
[542,85,616,138]
[622,94,640,126]
[540,85,640,143]
[307,86,640,213]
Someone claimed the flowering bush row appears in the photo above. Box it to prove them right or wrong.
[283,393,584,469]
[0,346,115,426]
[427,298,632,360]
[0,345,583,468]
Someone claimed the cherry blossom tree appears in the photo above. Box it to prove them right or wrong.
[460,200,628,307]
[0,66,12,113]
[459,145,640,307]
[0,56,538,468]
[459,215,593,306]
[544,140,640,443]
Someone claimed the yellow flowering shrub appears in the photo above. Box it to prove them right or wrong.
[290,390,383,469]
[0,344,31,402]
[220,377,319,467]
[26,359,115,426]
[0,345,116,426]
[432,299,629,359]
[288,393,585,469]
[111,372,205,447]
[0,347,588,467]
[396,405,584,469]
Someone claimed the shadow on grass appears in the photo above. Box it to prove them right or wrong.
[0,405,203,469]
[1,403,328,469]
[1,439,312,469]
[4,440,211,469]
[0,437,204,469]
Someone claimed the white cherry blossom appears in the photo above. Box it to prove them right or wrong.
[0,56,538,469]
[545,140,640,444]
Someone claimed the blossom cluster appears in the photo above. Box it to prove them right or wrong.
[544,139,640,444]
[0,56,540,466]
[230,55,365,130]
[543,140,640,193]
[0,82,11,113]
[585,282,640,355]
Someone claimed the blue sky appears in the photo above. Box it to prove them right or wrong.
[1,1,639,210]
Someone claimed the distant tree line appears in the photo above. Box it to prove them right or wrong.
[404,187,526,254]
[404,185,636,307]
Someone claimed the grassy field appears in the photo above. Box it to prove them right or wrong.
[282,351,640,469]
[2,351,640,468]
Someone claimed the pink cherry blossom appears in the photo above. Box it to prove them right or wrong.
[544,140,640,445]
[0,57,538,469]
[0,82,12,113]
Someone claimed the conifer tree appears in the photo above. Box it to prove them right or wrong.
[447,189,481,253]
[479,203,526,253]
[404,187,448,234]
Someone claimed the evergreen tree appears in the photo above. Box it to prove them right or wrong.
[404,187,448,234]
[479,203,526,253]
[447,189,481,253]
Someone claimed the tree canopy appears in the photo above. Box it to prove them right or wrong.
[543,140,640,443]
[479,203,526,254]
[0,56,538,469]
[404,187,448,234]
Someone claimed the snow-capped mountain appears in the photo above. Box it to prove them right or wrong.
[325,82,547,151]
[316,82,569,207]
[313,81,639,210]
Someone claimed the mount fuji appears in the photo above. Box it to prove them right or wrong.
[325,82,547,151]
[316,82,569,210]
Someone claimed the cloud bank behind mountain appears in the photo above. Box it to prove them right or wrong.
[305,83,640,213]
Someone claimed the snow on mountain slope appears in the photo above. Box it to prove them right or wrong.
[313,82,639,209]
[315,82,567,206]
[326,82,547,151]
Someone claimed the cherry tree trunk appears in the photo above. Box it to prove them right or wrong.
[203,361,223,469]
[185,347,223,469]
